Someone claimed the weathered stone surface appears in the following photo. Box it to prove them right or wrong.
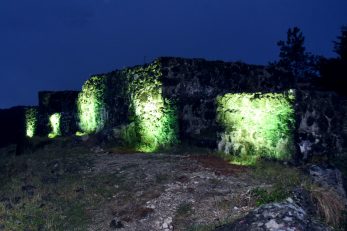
[308,164,347,200]
[1,57,345,163]
[214,197,332,231]
[295,90,344,161]
[109,218,124,229]
[37,91,79,136]
[159,57,295,148]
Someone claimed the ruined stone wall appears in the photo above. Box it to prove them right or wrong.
[159,57,295,148]
[37,91,79,136]
[104,71,130,130]
[295,90,344,161]
[157,57,344,161]
[2,57,344,162]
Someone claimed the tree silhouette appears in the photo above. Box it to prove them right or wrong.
[334,25,347,61]
[318,26,347,96]
[276,27,318,79]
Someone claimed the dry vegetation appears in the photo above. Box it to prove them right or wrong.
[0,138,345,230]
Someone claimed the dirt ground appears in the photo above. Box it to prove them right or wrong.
[88,152,259,231]
[0,139,300,231]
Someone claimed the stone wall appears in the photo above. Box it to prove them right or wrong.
[295,90,344,161]
[1,57,344,163]
[94,57,344,161]
[37,91,79,136]
[159,57,295,148]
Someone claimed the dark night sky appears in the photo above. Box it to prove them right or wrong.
[1,0,347,109]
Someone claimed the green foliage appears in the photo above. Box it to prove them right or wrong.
[77,76,106,134]
[216,91,295,164]
[25,108,37,138]
[252,187,289,206]
[48,113,61,138]
[120,122,138,147]
[176,202,193,217]
[251,160,303,206]
[121,60,179,152]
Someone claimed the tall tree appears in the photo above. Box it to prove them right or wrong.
[319,26,347,95]
[334,25,347,61]
[276,27,318,79]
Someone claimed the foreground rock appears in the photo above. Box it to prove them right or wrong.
[308,164,346,200]
[214,164,347,231]
[214,197,332,231]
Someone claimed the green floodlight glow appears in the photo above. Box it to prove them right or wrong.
[121,61,178,152]
[25,108,37,138]
[216,91,295,165]
[48,113,61,138]
[77,76,106,134]
[75,131,86,137]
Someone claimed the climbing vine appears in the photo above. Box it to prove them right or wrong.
[121,60,178,152]
[216,91,295,164]
[48,113,61,138]
[77,76,106,134]
[25,108,37,138]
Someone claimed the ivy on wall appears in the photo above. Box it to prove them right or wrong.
[25,108,37,138]
[121,60,178,152]
[77,76,106,134]
[48,113,61,138]
[216,91,295,165]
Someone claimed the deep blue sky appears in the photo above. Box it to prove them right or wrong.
[1,0,347,108]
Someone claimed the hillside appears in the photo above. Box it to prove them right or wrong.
[0,137,345,231]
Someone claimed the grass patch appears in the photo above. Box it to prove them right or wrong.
[251,160,303,186]
[176,202,193,217]
[248,160,304,206]
[251,186,289,206]
[173,202,195,231]
[0,139,129,230]
[308,184,347,229]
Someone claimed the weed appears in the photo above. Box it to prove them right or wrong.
[309,185,346,229]
[247,160,305,207]
[251,186,289,206]
[176,202,193,217]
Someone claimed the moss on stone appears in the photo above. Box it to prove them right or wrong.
[25,108,37,138]
[216,91,295,164]
[48,113,61,138]
[121,60,179,152]
[77,76,106,134]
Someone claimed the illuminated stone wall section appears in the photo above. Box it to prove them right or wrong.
[216,91,295,164]
[77,76,106,134]
[122,61,178,152]
[48,113,61,138]
[25,108,37,138]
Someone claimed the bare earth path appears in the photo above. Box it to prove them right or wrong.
[0,141,276,231]
[86,152,257,231]
[1,140,342,230]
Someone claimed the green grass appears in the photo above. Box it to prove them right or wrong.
[249,160,304,206]
[176,202,193,217]
[0,138,131,230]
[251,187,289,206]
